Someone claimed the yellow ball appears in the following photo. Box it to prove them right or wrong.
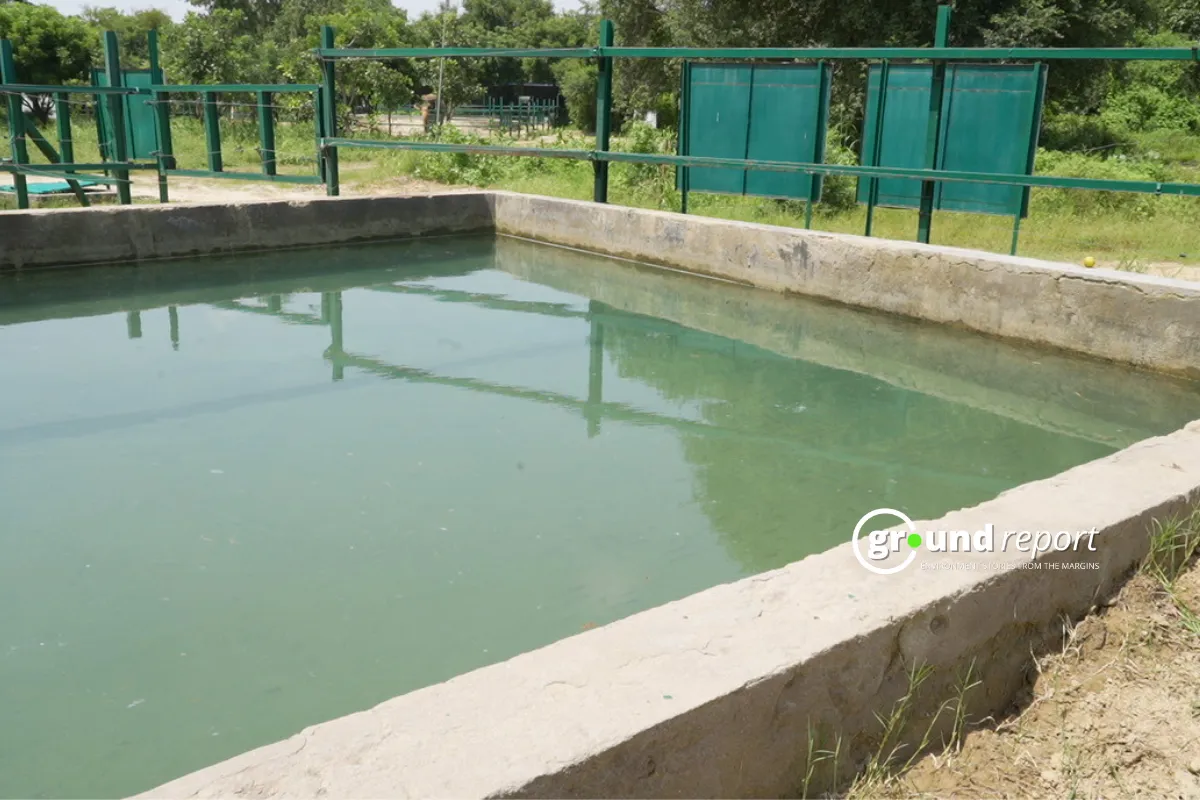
[1083,256,1096,268]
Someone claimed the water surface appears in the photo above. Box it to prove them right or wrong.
[2,235,1197,797]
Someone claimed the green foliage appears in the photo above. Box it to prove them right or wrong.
[551,58,596,131]
[162,9,262,85]
[817,130,859,214]
[1099,31,1200,134]
[610,120,676,205]
[1040,111,1127,152]
[1030,147,1191,218]
[0,2,94,121]
[79,7,171,68]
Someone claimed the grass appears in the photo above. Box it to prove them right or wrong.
[5,113,1200,267]
[1141,504,1200,635]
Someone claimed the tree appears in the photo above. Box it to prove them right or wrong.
[0,2,95,122]
[81,7,172,68]
[162,9,259,85]
[308,0,415,125]
[187,0,283,36]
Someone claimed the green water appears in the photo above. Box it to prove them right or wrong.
[2,235,1198,798]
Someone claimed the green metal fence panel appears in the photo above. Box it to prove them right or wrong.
[682,63,753,195]
[681,62,829,201]
[744,63,829,200]
[93,69,158,160]
[858,65,937,210]
[857,63,1046,217]
[937,64,1046,216]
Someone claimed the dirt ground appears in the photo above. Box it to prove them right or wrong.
[867,561,1200,799]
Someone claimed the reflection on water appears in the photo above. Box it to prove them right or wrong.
[1,234,1197,798]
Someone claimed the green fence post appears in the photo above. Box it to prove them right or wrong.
[147,27,171,202]
[55,93,91,206]
[258,91,277,176]
[148,29,163,83]
[55,93,75,171]
[202,91,223,172]
[593,18,614,203]
[151,90,171,202]
[320,25,340,196]
[102,31,133,205]
[916,5,951,244]
[678,61,690,214]
[864,60,891,237]
[0,39,30,210]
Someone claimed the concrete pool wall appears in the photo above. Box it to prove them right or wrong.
[6,190,1198,378]
[3,192,1199,797]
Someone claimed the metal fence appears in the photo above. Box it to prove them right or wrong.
[3,6,1200,255]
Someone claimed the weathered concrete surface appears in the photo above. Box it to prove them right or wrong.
[490,192,1200,378]
[0,193,493,270]
[141,420,1200,799]
[495,237,1200,450]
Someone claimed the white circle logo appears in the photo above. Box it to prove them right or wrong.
[852,508,917,575]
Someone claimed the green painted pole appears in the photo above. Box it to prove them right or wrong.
[916,5,951,244]
[258,91,277,175]
[148,29,163,82]
[203,91,223,172]
[865,61,890,237]
[103,31,133,205]
[55,95,74,170]
[1009,214,1022,255]
[1,39,30,210]
[151,90,172,202]
[169,305,179,350]
[593,18,614,203]
[679,60,690,214]
[147,28,171,201]
[320,25,340,196]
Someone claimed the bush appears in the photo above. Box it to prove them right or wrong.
[1039,112,1126,153]
[552,59,597,133]
[1030,148,1190,219]
[817,132,859,214]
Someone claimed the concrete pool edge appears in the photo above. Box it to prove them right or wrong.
[488,192,1200,379]
[0,193,495,269]
[139,420,1200,798]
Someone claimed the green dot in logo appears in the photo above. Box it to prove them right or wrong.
[907,533,923,549]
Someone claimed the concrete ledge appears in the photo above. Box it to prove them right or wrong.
[0,193,493,270]
[489,192,1200,379]
[5,190,1197,378]
[141,421,1200,799]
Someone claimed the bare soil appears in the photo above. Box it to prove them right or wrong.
[870,564,1200,799]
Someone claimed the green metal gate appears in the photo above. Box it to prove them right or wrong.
[93,68,160,160]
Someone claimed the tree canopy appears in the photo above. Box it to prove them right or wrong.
[0,0,1197,135]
